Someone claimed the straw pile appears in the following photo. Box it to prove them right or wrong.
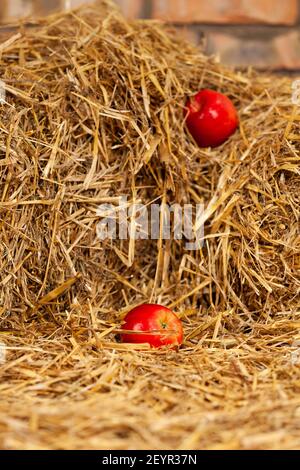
[0,0,299,450]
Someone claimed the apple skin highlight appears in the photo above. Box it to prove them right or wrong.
[121,304,183,348]
[185,89,239,148]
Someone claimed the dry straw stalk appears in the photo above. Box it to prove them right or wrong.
[0,0,299,450]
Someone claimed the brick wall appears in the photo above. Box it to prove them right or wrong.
[0,0,300,71]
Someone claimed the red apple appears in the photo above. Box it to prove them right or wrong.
[185,89,238,148]
[121,304,183,348]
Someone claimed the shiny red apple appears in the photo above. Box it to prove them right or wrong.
[185,89,239,148]
[121,304,183,348]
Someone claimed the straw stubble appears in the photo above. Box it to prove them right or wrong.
[0,0,299,450]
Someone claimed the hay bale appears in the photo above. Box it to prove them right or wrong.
[0,0,299,450]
